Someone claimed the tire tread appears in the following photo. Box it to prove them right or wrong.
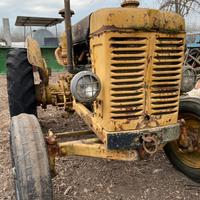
[7,48,37,117]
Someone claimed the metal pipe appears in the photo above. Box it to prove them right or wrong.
[64,0,74,73]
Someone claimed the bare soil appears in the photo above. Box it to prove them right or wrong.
[0,74,200,200]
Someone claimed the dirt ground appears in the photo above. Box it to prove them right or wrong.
[0,74,200,200]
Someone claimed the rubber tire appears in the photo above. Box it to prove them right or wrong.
[164,97,200,183]
[10,114,53,200]
[7,48,37,117]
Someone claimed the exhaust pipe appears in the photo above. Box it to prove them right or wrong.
[64,0,74,74]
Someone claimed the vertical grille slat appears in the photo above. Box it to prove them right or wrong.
[151,37,184,116]
[109,37,147,119]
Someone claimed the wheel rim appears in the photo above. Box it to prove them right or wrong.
[186,49,200,68]
[171,113,200,169]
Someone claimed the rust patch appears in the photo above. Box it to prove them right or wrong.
[136,114,160,129]
[45,130,60,177]
[178,119,200,153]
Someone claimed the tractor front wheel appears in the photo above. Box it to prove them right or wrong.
[10,114,53,200]
[164,97,200,183]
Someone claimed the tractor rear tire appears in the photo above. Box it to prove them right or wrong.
[7,48,37,117]
[10,114,53,200]
[164,97,200,183]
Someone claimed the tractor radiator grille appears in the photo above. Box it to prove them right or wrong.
[151,37,184,115]
[109,37,147,119]
[91,32,185,131]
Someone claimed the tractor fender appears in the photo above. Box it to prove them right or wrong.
[26,37,50,85]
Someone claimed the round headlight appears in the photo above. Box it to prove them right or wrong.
[70,71,101,103]
[181,65,196,93]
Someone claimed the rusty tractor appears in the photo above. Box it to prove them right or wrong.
[6,0,200,199]
[184,33,200,92]
[185,33,200,77]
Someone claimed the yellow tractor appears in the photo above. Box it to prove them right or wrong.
[6,0,200,199]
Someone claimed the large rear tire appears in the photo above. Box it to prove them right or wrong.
[7,48,37,117]
[164,97,200,183]
[10,114,53,200]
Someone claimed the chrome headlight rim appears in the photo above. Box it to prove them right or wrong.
[181,65,197,93]
[70,71,101,103]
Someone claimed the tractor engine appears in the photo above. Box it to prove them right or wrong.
[55,9,90,68]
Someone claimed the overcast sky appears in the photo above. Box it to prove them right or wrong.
[0,0,198,31]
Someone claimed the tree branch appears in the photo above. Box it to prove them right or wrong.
[159,0,200,16]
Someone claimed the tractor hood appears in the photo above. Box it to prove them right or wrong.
[90,8,185,35]
[72,7,185,44]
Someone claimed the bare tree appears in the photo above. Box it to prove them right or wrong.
[159,0,200,16]
[11,27,25,42]
[187,22,200,32]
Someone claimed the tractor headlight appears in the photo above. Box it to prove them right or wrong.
[70,71,101,103]
[181,66,196,93]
